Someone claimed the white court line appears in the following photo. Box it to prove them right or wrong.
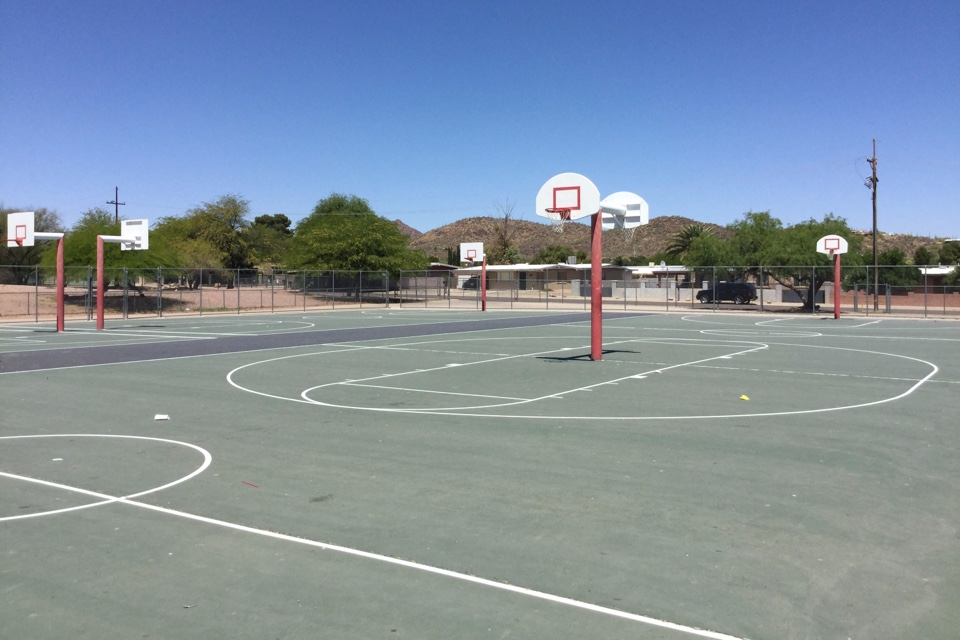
[68,328,218,340]
[341,381,528,401]
[272,338,765,412]
[0,434,212,522]
[296,338,661,409]
[227,337,939,421]
[0,468,747,640]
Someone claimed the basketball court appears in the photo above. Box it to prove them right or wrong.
[2,309,958,639]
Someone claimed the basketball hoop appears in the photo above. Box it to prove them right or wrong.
[545,207,572,233]
[619,225,636,243]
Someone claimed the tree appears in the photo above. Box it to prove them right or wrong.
[666,223,713,259]
[182,194,252,270]
[287,193,427,273]
[944,266,960,288]
[533,245,587,265]
[1,206,64,284]
[871,248,920,287]
[913,246,935,266]
[940,240,960,265]
[486,200,522,265]
[49,208,173,285]
[682,230,737,268]
[610,255,649,266]
[245,214,293,267]
[150,195,253,287]
[683,211,863,310]
[755,214,863,309]
[253,213,292,235]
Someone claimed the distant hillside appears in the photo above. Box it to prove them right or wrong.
[392,219,423,240]
[407,215,726,262]
[398,217,947,264]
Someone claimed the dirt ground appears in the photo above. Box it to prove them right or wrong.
[0,285,314,320]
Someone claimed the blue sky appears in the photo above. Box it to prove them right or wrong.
[2,0,958,238]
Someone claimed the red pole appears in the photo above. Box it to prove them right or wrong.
[481,256,487,311]
[590,211,602,360]
[56,237,65,332]
[834,252,841,320]
[96,236,105,330]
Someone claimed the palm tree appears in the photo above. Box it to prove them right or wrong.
[666,223,713,259]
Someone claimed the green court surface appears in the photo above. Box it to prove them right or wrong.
[2,310,959,639]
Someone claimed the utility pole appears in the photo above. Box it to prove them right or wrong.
[865,140,878,310]
[107,186,125,224]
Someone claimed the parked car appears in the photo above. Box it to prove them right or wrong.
[696,282,757,304]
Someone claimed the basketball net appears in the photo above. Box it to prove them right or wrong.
[545,208,571,234]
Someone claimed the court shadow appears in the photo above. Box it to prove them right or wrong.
[537,349,640,362]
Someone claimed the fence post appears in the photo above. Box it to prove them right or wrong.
[123,267,129,319]
[811,266,816,315]
[924,271,928,318]
[87,266,93,320]
[157,267,163,317]
[34,265,39,323]
[199,268,204,315]
[758,266,764,312]
[237,268,241,315]
[384,271,389,308]
[664,274,669,311]
[712,267,717,310]
[885,283,891,313]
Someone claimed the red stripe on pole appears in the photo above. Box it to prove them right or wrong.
[591,211,602,360]
[56,237,65,332]
[834,252,841,320]
[96,236,105,330]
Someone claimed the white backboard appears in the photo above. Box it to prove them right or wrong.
[459,241,484,262]
[600,192,649,230]
[816,234,848,255]
[120,219,150,251]
[6,211,35,247]
[536,173,601,221]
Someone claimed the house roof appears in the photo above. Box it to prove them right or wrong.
[454,263,616,274]
[919,265,957,276]
[628,265,692,276]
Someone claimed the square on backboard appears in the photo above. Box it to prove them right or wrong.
[553,186,581,211]
[459,241,483,263]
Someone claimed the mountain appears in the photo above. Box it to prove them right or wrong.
[392,219,423,240]
[406,215,726,262]
[397,217,946,263]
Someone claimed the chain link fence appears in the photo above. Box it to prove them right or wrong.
[1,264,958,322]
